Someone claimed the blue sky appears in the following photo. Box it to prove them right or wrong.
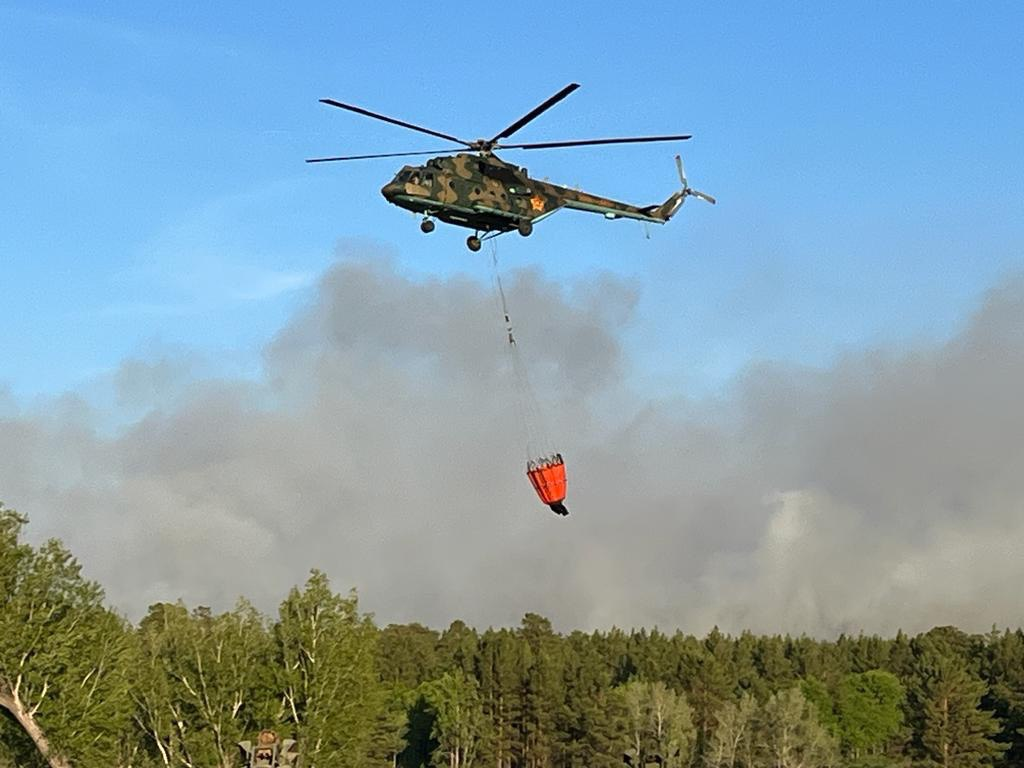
[2,1,1023,402]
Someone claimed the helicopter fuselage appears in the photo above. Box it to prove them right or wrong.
[380,152,684,238]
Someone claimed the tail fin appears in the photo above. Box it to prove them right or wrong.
[640,154,714,222]
[641,190,685,222]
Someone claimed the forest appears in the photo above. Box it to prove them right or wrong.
[2,503,1021,768]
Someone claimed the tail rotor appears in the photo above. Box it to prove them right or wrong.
[676,154,716,205]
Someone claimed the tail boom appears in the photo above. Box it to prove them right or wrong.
[556,187,683,224]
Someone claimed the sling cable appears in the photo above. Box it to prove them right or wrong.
[488,242,568,516]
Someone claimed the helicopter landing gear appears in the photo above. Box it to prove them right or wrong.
[420,218,435,233]
[517,219,533,237]
[466,234,482,252]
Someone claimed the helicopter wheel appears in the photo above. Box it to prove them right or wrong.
[517,219,533,237]
[420,218,435,233]
[466,235,482,252]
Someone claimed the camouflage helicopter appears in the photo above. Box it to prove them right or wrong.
[307,83,714,251]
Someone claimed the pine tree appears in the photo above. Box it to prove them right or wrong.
[515,614,564,768]
[733,632,760,698]
[785,636,829,687]
[556,632,624,768]
[754,635,796,696]
[848,635,890,675]
[679,629,735,761]
[600,628,635,686]
[437,621,480,679]
[379,624,441,689]
[911,647,1004,767]
[979,628,1024,766]
[477,628,520,768]
[369,684,412,768]
[885,630,914,681]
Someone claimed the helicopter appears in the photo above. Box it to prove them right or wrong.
[307,83,714,251]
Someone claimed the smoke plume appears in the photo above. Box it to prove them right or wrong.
[2,248,1022,636]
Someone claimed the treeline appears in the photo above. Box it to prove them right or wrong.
[2,504,1022,768]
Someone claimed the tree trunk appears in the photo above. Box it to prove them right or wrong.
[0,689,73,768]
[942,695,950,768]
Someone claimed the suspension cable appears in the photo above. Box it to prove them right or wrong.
[487,240,553,462]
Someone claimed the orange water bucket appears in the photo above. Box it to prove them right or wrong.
[527,454,567,507]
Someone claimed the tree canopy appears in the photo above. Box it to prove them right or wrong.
[0,504,1018,768]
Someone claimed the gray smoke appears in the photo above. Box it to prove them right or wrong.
[2,248,1023,637]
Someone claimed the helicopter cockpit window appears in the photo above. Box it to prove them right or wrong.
[397,171,412,181]
[423,172,434,186]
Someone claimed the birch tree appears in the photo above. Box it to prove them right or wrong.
[704,693,756,768]
[274,570,378,768]
[620,681,696,768]
[756,688,838,768]
[423,671,484,768]
[130,600,273,768]
[0,505,132,768]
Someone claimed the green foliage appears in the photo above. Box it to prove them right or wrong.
[0,504,132,768]
[835,670,904,756]
[756,687,838,768]
[131,599,275,767]
[476,628,520,768]
[8,504,1024,768]
[422,671,485,768]
[619,680,695,768]
[275,569,379,768]
[679,628,735,757]
[980,628,1024,765]
[516,613,565,768]
[401,693,441,768]
[753,635,795,695]
[368,683,413,768]
[0,706,46,768]
[379,624,440,689]
[911,636,1004,768]
[436,621,479,679]
[801,676,840,735]
[556,631,625,768]
[704,692,756,768]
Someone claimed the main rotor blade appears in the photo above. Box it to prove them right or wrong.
[499,134,692,151]
[319,99,471,147]
[306,148,466,163]
[489,83,580,143]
